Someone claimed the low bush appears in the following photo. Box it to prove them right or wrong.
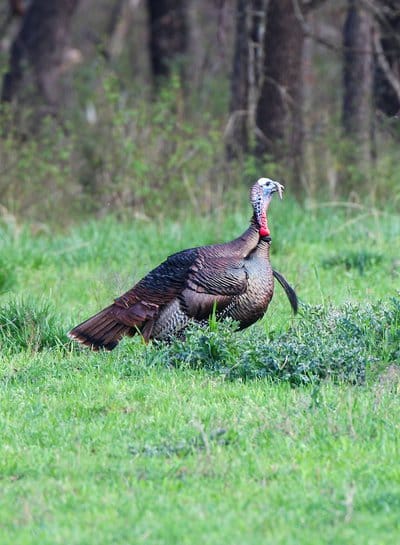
[159,296,400,385]
[0,75,232,226]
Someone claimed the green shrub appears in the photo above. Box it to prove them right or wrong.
[0,74,233,225]
[159,297,400,385]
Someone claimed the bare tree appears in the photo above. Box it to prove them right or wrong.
[256,0,305,188]
[1,0,81,113]
[226,0,266,158]
[228,0,325,189]
[146,0,188,84]
[342,0,374,170]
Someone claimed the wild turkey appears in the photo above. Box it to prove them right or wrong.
[68,178,297,350]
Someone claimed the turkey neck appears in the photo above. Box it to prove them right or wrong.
[253,237,271,260]
[227,216,260,256]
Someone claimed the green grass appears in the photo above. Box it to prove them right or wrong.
[0,199,399,544]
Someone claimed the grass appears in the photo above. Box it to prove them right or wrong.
[0,198,399,544]
[1,358,400,545]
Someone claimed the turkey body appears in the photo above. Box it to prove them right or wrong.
[219,239,273,329]
[151,235,273,340]
[68,178,297,350]
[69,223,273,348]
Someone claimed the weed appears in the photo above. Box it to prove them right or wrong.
[0,297,68,354]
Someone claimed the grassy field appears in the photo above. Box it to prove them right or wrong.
[0,198,399,544]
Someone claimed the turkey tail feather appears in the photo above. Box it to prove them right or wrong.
[68,305,133,351]
[273,269,298,314]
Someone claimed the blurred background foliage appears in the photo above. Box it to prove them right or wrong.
[0,0,399,227]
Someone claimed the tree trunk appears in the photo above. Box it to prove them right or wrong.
[374,1,400,118]
[146,0,188,83]
[227,0,266,158]
[1,0,80,113]
[342,0,374,169]
[255,0,305,190]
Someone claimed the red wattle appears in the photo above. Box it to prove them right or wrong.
[259,227,270,237]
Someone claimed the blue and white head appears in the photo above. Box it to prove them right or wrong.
[250,178,284,237]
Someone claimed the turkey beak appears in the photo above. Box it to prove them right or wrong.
[271,181,284,199]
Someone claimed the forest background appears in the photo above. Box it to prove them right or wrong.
[1,0,400,223]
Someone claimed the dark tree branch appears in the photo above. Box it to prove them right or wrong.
[360,0,400,46]
[292,0,340,52]
[300,0,328,15]
[373,27,400,108]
